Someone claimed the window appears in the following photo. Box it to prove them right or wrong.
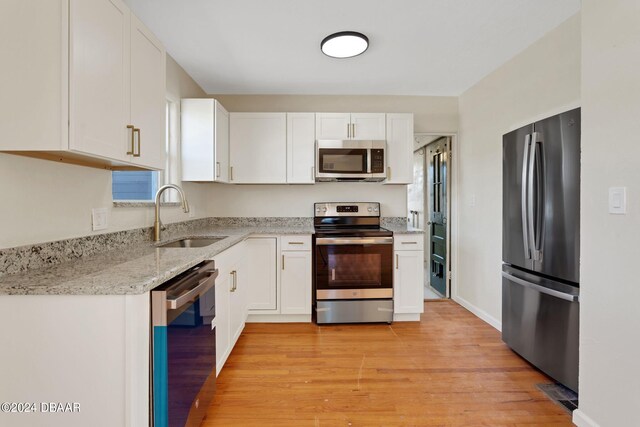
[112,100,175,202]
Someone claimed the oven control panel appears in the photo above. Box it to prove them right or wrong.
[337,205,358,213]
[315,202,380,217]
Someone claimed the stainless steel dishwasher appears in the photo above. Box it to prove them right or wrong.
[151,260,218,427]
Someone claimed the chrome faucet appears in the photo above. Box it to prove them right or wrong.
[154,184,190,242]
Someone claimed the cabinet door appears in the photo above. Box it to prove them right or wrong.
[385,113,414,184]
[229,267,245,344]
[246,238,278,310]
[214,101,230,182]
[0,0,67,151]
[69,0,130,162]
[229,113,287,183]
[287,113,315,184]
[281,251,312,315]
[215,270,231,375]
[315,113,350,139]
[130,14,166,169]
[181,99,215,181]
[351,113,386,140]
[394,250,425,314]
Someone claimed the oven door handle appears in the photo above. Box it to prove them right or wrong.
[315,237,393,245]
[166,269,218,309]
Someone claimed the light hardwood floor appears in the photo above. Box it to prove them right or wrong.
[204,301,572,426]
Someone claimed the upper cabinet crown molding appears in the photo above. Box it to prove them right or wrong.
[0,0,166,171]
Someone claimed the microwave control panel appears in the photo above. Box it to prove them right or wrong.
[371,149,385,173]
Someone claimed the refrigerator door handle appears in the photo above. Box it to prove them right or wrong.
[526,133,537,261]
[531,131,544,261]
[521,134,532,259]
[502,271,579,302]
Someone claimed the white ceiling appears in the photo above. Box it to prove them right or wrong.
[126,0,580,96]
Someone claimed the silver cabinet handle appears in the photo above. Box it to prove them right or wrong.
[230,166,234,181]
[126,125,135,155]
[216,162,221,178]
[502,271,578,302]
[288,242,304,245]
[396,254,399,269]
[352,123,356,138]
[282,254,285,270]
[311,166,315,181]
[347,123,350,138]
[387,166,391,180]
[401,241,418,245]
[230,270,237,292]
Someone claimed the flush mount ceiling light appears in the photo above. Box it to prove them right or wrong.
[321,31,369,59]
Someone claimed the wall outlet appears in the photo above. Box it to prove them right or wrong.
[92,208,108,231]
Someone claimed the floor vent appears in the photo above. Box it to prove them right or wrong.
[537,383,579,413]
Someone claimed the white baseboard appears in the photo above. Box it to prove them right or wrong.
[393,313,421,322]
[572,409,600,427]
[452,294,502,331]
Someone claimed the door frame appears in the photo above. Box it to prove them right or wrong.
[413,132,458,299]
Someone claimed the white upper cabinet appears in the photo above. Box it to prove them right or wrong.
[181,99,230,182]
[350,113,386,140]
[315,113,351,139]
[129,14,166,170]
[69,0,131,162]
[287,113,315,184]
[316,113,386,140]
[385,113,414,184]
[229,113,287,183]
[0,0,166,170]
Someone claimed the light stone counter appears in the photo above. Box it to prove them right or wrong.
[0,224,313,296]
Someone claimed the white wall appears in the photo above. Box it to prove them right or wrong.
[455,14,581,326]
[0,56,208,249]
[573,2,640,426]
[206,95,459,217]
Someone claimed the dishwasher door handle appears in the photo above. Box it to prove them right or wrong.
[167,269,218,309]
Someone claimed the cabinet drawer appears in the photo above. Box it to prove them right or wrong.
[393,234,424,251]
[281,235,312,251]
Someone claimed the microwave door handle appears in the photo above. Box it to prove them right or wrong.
[367,149,372,173]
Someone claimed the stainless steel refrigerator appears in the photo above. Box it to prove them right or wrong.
[502,108,580,393]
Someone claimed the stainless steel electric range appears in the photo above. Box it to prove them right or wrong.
[313,202,394,324]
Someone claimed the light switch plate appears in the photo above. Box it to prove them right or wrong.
[92,208,108,231]
[608,187,627,214]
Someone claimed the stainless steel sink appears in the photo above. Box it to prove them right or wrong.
[157,237,226,248]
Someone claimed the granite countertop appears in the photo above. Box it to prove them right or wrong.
[0,225,313,296]
[384,223,425,234]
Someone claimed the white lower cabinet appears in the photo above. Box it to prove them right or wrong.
[246,237,278,310]
[393,234,425,320]
[214,241,247,375]
[280,251,312,315]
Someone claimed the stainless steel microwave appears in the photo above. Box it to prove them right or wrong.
[315,140,386,181]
